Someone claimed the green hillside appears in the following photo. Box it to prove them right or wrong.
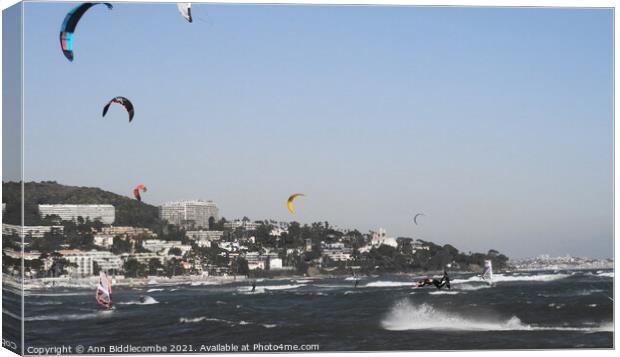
[2,181,161,228]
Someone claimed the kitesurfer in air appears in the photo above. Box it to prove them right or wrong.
[415,270,450,290]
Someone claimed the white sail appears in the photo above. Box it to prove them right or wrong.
[481,260,493,283]
[96,271,112,306]
[177,3,192,23]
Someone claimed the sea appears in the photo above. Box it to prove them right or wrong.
[3,269,614,352]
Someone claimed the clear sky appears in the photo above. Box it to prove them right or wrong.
[16,2,613,258]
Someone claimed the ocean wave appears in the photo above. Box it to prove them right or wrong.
[25,310,113,322]
[381,300,612,332]
[264,284,305,290]
[179,316,231,324]
[179,316,260,327]
[428,291,460,295]
[451,273,569,284]
[3,309,23,320]
[455,284,491,291]
[118,296,159,305]
[596,272,614,278]
[27,300,63,306]
[146,288,164,293]
[364,281,413,288]
[24,291,88,297]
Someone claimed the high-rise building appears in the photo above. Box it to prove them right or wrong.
[38,204,115,225]
[159,200,219,229]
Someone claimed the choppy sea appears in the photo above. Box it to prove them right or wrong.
[3,269,614,352]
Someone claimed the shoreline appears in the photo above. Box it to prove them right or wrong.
[3,266,613,293]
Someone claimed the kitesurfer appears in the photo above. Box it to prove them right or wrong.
[251,281,256,293]
[138,295,146,303]
[415,270,450,290]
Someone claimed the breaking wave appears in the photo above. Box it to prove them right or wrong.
[451,273,569,284]
[25,310,113,322]
[596,272,614,278]
[382,300,612,332]
[428,291,460,295]
[179,316,272,328]
[119,296,159,305]
[364,281,413,288]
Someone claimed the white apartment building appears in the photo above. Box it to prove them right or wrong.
[97,226,157,238]
[56,250,123,277]
[93,226,157,248]
[93,234,115,248]
[218,241,240,252]
[270,226,288,237]
[2,223,64,238]
[244,251,281,270]
[142,240,192,255]
[186,230,223,242]
[245,252,266,270]
[159,200,219,229]
[39,204,115,225]
[321,242,353,261]
[224,220,259,231]
[269,258,283,270]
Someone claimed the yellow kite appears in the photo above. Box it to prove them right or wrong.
[287,193,305,214]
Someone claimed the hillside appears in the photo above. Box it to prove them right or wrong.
[2,181,161,228]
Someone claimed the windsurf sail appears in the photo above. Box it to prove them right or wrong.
[481,260,493,284]
[96,271,112,307]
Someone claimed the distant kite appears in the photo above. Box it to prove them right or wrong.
[102,97,134,122]
[133,184,147,201]
[413,213,425,225]
[59,3,113,61]
[177,3,192,22]
[287,193,305,214]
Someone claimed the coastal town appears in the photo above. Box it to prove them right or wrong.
[1,182,514,286]
[3,182,609,287]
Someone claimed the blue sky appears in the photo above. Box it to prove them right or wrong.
[15,2,613,258]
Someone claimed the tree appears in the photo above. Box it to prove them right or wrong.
[148,258,164,275]
[123,259,147,278]
[48,252,77,277]
[234,257,249,276]
[169,247,183,256]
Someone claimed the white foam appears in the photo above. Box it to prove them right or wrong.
[381,300,612,332]
[428,291,460,295]
[455,283,491,291]
[147,288,164,293]
[25,311,112,321]
[263,284,304,290]
[451,273,569,284]
[262,324,277,328]
[119,296,159,305]
[179,316,254,327]
[179,316,234,324]
[364,281,413,288]
[24,291,88,297]
[596,272,614,278]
